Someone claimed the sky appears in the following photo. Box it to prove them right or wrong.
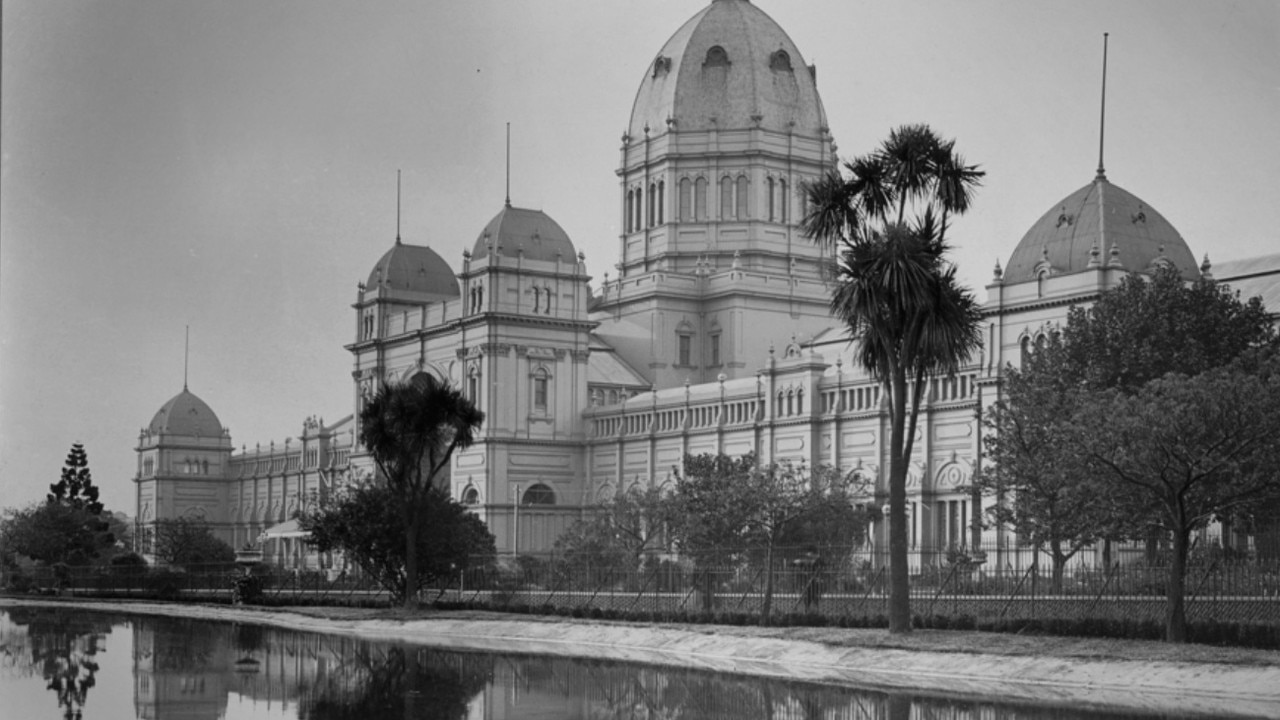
[2,0,1277,514]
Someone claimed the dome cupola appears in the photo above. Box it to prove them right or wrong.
[1004,176,1198,282]
[366,240,460,299]
[148,389,224,438]
[629,0,827,138]
[471,205,576,263]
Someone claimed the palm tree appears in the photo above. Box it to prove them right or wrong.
[360,372,484,609]
[803,124,984,633]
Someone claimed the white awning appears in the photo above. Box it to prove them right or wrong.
[258,518,308,541]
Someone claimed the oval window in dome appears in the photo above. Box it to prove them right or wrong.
[704,45,729,67]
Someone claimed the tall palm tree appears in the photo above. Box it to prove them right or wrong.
[360,372,484,609]
[803,124,984,633]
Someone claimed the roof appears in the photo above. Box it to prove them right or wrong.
[1004,176,1199,283]
[629,0,827,138]
[366,241,459,298]
[149,389,223,438]
[1212,252,1280,315]
[471,205,577,263]
[588,334,651,389]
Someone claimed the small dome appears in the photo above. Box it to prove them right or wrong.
[149,389,223,438]
[629,0,827,138]
[472,206,576,263]
[1005,176,1199,282]
[366,241,459,298]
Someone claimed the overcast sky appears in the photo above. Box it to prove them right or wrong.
[2,0,1277,514]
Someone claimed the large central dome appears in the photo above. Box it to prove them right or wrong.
[629,0,827,138]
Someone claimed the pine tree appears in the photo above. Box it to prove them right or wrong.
[48,443,103,516]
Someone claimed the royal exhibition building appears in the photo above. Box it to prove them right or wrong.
[130,0,1278,571]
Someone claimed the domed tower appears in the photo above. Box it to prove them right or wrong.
[134,386,234,556]
[594,0,839,389]
[452,204,595,548]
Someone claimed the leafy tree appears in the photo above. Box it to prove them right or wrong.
[1,502,114,566]
[300,482,495,604]
[151,517,235,568]
[738,462,867,623]
[669,453,758,610]
[1061,266,1275,392]
[553,483,672,571]
[1077,350,1280,642]
[359,373,484,608]
[979,333,1112,591]
[803,124,985,633]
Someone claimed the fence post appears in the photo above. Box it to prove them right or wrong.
[998,564,1035,620]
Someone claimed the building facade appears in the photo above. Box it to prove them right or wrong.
[133,0,1277,567]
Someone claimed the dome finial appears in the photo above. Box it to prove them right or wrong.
[183,325,189,391]
[505,123,512,208]
[1095,33,1110,181]
[395,170,402,244]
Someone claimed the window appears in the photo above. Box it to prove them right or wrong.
[710,333,721,366]
[468,367,480,403]
[543,284,553,314]
[720,176,733,219]
[736,176,748,219]
[462,487,479,505]
[533,368,549,410]
[679,178,691,221]
[648,182,656,227]
[532,286,541,313]
[636,187,643,231]
[695,177,707,220]
[657,180,665,224]
[767,177,776,220]
[779,179,788,222]
[705,45,729,67]
[523,484,556,505]
[678,334,692,366]
[770,50,792,71]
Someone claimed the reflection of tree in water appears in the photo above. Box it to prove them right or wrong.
[1,608,116,720]
[299,644,491,720]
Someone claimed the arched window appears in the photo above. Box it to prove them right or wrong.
[1020,336,1032,366]
[779,179,788,222]
[532,367,550,411]
[705,45,729,67]
[522,484,556,505]
[767,177,776,220]
[636,187,644,231]
[468,366,481,403]
[736,176,748,219]
[658,180,665,224]
[720,176,733,219]
[678,333,692,366]
[695,177,707,220]
[544,284,553,315]
[648,182,656,227]
[679,178,691,221]
[796,389,804,414]
[462,487,479,505]
[532,286,541,313]
[626,190,634,232]
[769,50,792,71]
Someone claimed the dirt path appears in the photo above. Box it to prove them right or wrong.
[5,598,1278,717]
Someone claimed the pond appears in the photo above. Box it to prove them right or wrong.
[0,606,1260,719]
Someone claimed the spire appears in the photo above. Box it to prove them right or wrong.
[395,169,402,245]
[1096,32,1110,181]
[505,122,512,207]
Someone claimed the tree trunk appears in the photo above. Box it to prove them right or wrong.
[1166,526,1190,643]
[1050,540,1066,594]
[887,371,912,633]
[761,542,775,625]
[404,513,419,611]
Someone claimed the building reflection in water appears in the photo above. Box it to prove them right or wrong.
[1,609,1214,720]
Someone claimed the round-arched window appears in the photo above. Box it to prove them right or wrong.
[461,487,479,505]
[522,483,556,505]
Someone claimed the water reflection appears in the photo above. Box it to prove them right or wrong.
[1,606,112,720]
[0,607,1248,720]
